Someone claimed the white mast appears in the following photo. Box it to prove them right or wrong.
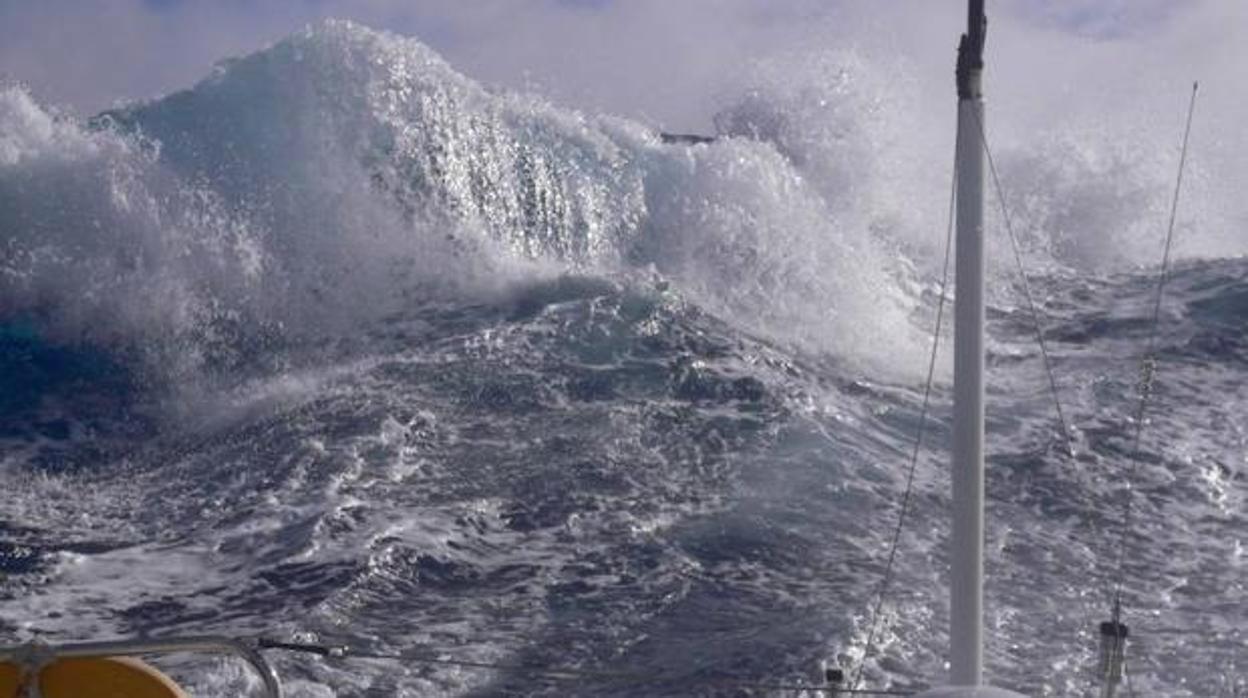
[951,0,987,685]
[916,2,1025,696]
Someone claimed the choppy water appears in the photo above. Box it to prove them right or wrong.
[1,20,1243,697]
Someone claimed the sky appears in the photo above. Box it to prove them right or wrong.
[0,0,1208,132]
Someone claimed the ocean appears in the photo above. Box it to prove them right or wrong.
[0,19,1243,697]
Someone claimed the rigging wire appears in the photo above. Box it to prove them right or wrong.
[969,109,1076,458]
[1108,80,1200,626]
[968,82,1200,697]
[973,87,1130,698]
[848,109,961,693]
[259,638,915,695]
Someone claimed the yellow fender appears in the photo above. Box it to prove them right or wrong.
[1,657,188,698]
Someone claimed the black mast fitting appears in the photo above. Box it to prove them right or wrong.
[957,0,988,99]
